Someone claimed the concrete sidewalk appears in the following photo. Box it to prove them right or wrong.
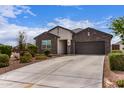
[0,55,104,88]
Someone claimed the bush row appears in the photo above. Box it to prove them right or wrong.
[0,44,51,67]
[116,80,124,87]
[109,52,124,71]
[111,50,123,53]
[20,52,48,63]
[0,45,12,57]
[35,54,47,60]
[20,52,32,63]
[0,45,11,68]
[0,54,9,68]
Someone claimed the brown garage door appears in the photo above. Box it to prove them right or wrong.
[75,41,105,54]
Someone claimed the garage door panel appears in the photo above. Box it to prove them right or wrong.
[75,41,105,54]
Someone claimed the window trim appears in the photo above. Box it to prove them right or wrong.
[41,40,52,49]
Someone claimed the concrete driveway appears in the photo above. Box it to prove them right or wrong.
[0,55,104,88]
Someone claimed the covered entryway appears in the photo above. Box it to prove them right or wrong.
[59,40,67,54]
[75,41,105,54]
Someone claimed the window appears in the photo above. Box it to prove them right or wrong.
[42,40,52,49]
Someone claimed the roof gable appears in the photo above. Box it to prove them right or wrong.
[76,27,113,38]
[48,26,74,34]
[34,32,60,39]
[72,28,83,33]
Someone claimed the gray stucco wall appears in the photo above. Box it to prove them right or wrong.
[49,27,73,40]
[49,26,73,54]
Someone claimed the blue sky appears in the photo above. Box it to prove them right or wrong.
[9,5,124,28]
[0,5,124,46]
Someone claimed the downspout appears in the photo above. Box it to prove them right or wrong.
[73,34,76,54]
[57,27,60,54]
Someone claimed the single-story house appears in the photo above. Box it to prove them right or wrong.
[112,41,124,50]
[34,26,113,55]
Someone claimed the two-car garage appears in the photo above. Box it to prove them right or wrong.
[75,41,105,54]
[73,28,113,55]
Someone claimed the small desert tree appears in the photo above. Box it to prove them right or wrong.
[109,16,124,44]
[18,31,26,56]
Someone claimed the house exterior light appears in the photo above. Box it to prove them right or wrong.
[88,32,90,36]
[67,40,71,46]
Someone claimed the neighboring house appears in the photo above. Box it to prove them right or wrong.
[112,41,124,51]
[34,26,113,55]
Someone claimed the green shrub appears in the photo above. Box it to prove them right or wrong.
[27,44,37,57]
[20,52,32,63]
[116,80,124,87]
[0,45,12,57]
[0,54,9,67]
[35,54,47,60]
[109,53,124,71]
[43,49,51,56]
[111,50,122,53]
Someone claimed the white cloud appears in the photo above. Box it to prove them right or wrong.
[0,5,36,18]
[47,16,113,30]
[0,16,8,25]
[0,5,45,46]
[5,41,17,46]
[0,22,48,46]
[18,6,36,16]
[112,36,121,44]
[94,16,113,29]
[47,17,116,31]
[47,18,94,29]
[105,16,113,20]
